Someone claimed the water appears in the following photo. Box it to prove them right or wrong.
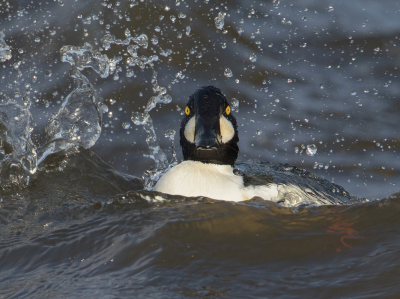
[1,0,400,297]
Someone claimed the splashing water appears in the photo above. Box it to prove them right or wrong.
[0,31,12,62]
[60,31,174,190]
[131,70,173,190]
[164,129,178,165]
[60,43,111,78]
[0,101,37,188]
[38,67,103,165]
[0,42,107,188]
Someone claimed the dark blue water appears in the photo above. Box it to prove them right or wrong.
[1,0,400,298]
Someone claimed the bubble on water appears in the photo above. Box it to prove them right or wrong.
[224,68,233,77]
[0,31,12,62]
[214,11,226,30]
[306,144,317,156]
[231,98,239,112]
[249,53,257,62]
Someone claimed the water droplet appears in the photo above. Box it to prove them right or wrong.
[350,91,357,96]
[131,112,150,125]
[224,68,233,77]
[175,71,185,79]
[306,144,317,156]
[186,26,191,36]
[256,129,263,136]
[214,12,226,30]
[319,84,324,89]
[122,122,131,129]
[34,36,40,43]
[328,6,334,12]
[164,129,176,140]
[231,98,239,112]
[249,53,257,62]
[126,69,134,78]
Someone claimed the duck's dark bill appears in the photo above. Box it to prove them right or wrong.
[194,115,219,149]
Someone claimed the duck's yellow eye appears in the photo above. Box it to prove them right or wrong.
[225,106,231,115]
[185,106,190,115]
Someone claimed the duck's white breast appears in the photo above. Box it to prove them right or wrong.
[153,161,279,202]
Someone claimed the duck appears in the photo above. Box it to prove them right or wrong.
[153,85,281,202]
[153,86,362,205]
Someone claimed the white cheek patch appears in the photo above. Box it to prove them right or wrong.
[184,116,195,143]
[220,115,235,143]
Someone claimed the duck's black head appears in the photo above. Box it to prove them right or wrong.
[180,86,239,167]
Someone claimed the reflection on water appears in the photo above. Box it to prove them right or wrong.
[1,0,400,297]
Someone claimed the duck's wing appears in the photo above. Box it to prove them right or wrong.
[235,160,366,206]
